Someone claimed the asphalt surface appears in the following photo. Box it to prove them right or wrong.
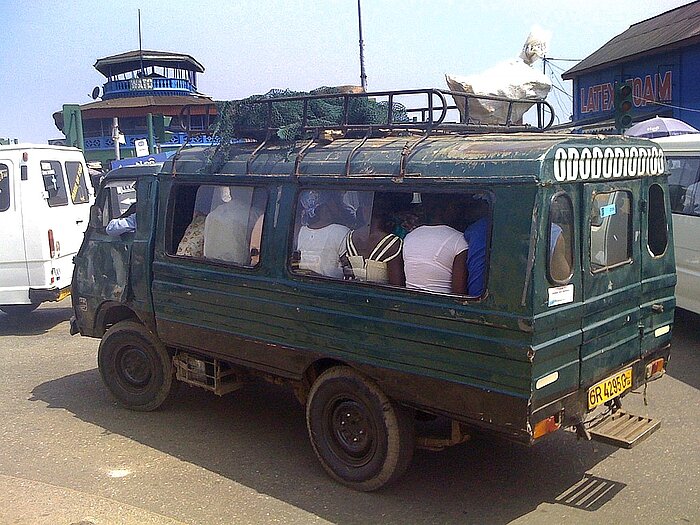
[0,299,698,524]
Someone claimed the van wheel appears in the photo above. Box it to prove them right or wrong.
[306,367,414,491]
[98,320,174,411]
[0,304,39,316]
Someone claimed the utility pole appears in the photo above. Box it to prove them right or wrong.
[138,9,144,77]
[357,0,367,91]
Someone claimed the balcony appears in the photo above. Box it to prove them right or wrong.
[83,132,218,151]
[103,77,197,99]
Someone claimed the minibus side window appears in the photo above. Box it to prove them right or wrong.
[65,162,90,204]
[548,193,574,283]
[647,184,668,257]
[290,189,492,297]
[666,156,700,215]
[590,191,632,271]
[41,160,68,207]
[0,164,9,212]
[167,184,267,267]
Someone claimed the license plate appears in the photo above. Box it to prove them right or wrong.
[587,368,633,409]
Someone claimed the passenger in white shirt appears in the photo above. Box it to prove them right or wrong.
[295,190,352,278]
[403,196,468,294]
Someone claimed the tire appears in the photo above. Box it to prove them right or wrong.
[97,320,174,411]
[306,367,415,491]
[0,304,39,316]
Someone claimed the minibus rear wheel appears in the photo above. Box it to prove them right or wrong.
[98,320,174,411]
[306,367,415,491]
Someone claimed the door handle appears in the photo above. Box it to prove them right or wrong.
[651,304,664,313]
[76,219,84,224]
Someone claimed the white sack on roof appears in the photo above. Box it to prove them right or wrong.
[445,26,553,125]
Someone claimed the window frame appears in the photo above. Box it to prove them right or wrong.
[547,191,574,285]
[65,161,91,205]
[589,189,633,273]
[288,187,493,299]
[665,155,700,217]
[647,183,669,258]
[165,182,268,269]
[0,163,10,212]
[41,160,69,207]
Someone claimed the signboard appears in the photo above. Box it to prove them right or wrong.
[134,138,149,157]
[110,151,174,170]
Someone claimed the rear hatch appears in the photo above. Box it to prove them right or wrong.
[580,176,674,404]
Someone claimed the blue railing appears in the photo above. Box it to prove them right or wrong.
[102,77,197,99]
[83,132,218,151]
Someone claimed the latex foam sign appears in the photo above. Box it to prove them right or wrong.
[553,146,665,182]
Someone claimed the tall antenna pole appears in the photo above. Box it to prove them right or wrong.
[357,0,367,91]
[138,9,144,77]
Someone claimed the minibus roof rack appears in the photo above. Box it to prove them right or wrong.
[176,87,556,140]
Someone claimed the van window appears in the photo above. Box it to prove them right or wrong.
[549,193,574,283]
[647,184,668,257]
[41,160,68,207]
[0,164,9,212]
[290,190,492,296]
[590,191,632,271]
[666,156,700,215]
[66,161,90,204]
[167,184,267,267]
[99,180,137,227]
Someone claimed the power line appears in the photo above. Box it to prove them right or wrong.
[637,98,700,113]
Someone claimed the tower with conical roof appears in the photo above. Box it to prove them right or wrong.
[53,49,217,167]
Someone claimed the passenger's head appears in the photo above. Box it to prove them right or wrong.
[300,190,354,227]
[370,193,399,233]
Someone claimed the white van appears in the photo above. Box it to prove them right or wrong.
[653,134,700,314]
[0,144,93,315]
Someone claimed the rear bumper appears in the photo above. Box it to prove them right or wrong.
[29,286,71,304]
[531,343,672,431]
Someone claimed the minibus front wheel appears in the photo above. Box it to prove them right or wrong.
[306,367,415,491]
[98,320,175,411]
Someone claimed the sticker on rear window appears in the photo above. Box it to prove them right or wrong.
[600,204,616,218]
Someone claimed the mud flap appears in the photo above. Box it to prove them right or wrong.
[588,410,660,449]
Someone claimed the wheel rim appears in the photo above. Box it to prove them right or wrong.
[324,396,378,467]
[116,345,152,390]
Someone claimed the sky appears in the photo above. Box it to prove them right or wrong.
[0,0,693,143]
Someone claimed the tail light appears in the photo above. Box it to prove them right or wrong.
[645,358,665,380]
[533,415,561,439]
[48,229,56,258]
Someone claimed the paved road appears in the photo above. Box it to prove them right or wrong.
[0,300,698,525]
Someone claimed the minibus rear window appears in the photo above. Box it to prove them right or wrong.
[41,161,68,207]
[66,162,90,204]
[548,193,574,283]
[647,184,668,257]
[0,164,9,212]
[166,184,267,267]
[290,190,492,297]
[590,191,632,271]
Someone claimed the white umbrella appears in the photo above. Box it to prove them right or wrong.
[625,116,700,138]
